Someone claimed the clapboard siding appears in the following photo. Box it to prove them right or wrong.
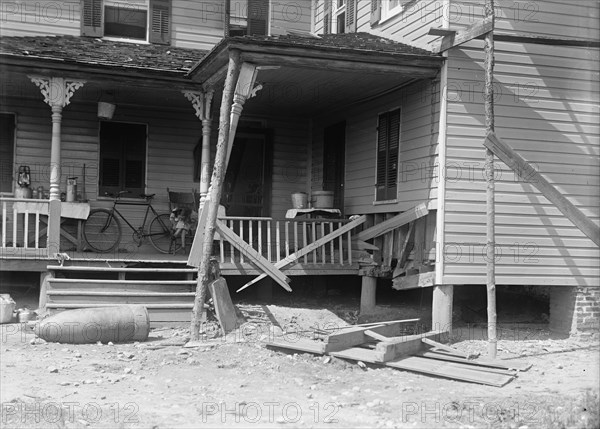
[311,80,439,215]
[442,2,600,286]
[0,0,81,37]
[1,1,311,48]
[451,0,599,40]
[270,1,312,36]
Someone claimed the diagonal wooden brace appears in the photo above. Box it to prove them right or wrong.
[216,220,291,292]
[237,215,367,292]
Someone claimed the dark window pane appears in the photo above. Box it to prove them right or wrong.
[0,113,15,193]
[104,5,147,40]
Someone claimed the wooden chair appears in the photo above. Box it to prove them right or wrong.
[167,188,199,252]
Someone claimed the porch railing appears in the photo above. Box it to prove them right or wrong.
[215,216,355,265]
[0,197,50,258]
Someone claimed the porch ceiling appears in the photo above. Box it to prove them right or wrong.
[188,33,444,118]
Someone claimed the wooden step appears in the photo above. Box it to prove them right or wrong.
[45,303,194,325]
[47,290,195,297]
[47,265,196,274]
[48,278,196,285]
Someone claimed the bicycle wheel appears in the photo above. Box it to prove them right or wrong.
[148,214,180,254]
[83,208,122,252]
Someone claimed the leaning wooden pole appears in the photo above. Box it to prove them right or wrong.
[190,50,241,340]
[484,0,497,359]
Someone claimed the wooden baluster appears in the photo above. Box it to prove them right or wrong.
[338,221,343,264]
[294,221,299,256]
[24,210,29,249]
[2,201,6,247]
[311,221,317,263]
[239,220,244,263]
[35,212,40,249]
[229,219,234,263]
[249,220,253,256]
[258,220,263,257]
[275,220,281,262]
[329,221,335,264]
[267,220,272,262]
[219,224,225,264]
[12,206,17,248]
[302,221,308,263]
[347,230,352,264]
[321,222,326,264]
[285,221,290,258]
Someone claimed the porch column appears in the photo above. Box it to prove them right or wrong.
[182,90,214,204]
[29,76,85,200]
[360,276,377,314]
[225,63,262,167]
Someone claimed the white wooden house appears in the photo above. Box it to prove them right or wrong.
[1,0,598,332]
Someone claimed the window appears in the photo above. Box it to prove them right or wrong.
[99,122,147,197]
[225,0,269,37]
[0,113,15,193]
[382,0,405,21]
[375,108,400,202]
[81,0,171,45]
[323,0,356,34]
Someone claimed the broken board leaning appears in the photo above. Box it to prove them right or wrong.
[208,278,238,335]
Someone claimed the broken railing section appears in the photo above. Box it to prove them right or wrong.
[266,319,531,387]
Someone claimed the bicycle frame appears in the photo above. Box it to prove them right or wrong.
[103,198,166,238]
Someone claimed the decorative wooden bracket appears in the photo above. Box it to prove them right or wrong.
[28,76,85,107]
[182,89,214,121]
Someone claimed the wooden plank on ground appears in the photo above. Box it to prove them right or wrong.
[356,204,428,241]
[216,220,291,291]
[418,351,528,372]
[364,330,390,342]
[375,331,441,362]
[392,271,435,290]
[238,215,367,292]
[208,278,238,335]
[386,356,514,387]
[484,132,600,246]
[323,319,421,353]
[422,338,478,359]
[432,16,494,53]
[265,338,327,354]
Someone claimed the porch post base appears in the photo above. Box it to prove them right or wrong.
[360,276,377,314]
[432,284,454,333]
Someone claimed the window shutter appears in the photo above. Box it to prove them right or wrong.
[387,109,400,200]
[346,0,357,32]
[375,109,401,201]
[323,0,332,34]
[370,0,381,26]
[376,113,388,201]
[247,0,269,35]
[149,0,171,45]
[81,0,103,37]
[224,0,231,36]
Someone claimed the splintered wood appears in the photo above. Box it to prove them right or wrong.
[265,319,530,387]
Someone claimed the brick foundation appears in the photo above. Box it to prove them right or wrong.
[550,287,600,335]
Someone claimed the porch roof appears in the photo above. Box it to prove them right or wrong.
[188,32,444,84]
[0,36,207,89]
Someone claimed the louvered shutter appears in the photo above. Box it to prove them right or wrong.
[376,113,388,201]
[346,0,357,32]
[387,109,400,200]
[224,0,231,36]
[149,0,171,44]
[370,0,381,26]
[81,0,103,37]
[323,0,332,34]
[376,109,401,201]
[248,0,269,35]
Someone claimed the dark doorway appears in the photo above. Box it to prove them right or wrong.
[0,113,15,193]
[222,130,272,217]
[323,121,346,213]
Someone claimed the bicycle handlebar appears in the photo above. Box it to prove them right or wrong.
[104,191,155,202]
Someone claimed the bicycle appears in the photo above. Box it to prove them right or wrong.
[82,191,180,254]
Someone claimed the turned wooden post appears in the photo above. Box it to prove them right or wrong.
[190,50,242,340]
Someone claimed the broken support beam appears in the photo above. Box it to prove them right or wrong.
[356,203,428,241]
[432,16,494,53]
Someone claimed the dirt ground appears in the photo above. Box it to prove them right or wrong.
[1,297,599,429]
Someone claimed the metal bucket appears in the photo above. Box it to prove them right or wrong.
[291,192,308,209]
[0,294,16,324]
[312,191,334,208]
